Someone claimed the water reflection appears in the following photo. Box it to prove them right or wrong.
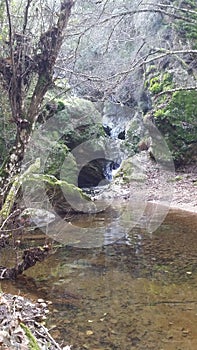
[1,206,197,349]
[40,200,172,248]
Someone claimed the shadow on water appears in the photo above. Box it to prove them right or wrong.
[1,203,197,350]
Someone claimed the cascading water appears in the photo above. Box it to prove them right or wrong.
[77,102,138,189]
[101,102,132,183]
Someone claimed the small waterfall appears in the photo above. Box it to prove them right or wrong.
[101,102,130,183]
[103,160,122,182]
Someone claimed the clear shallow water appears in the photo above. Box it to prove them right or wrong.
[1,205,197,350]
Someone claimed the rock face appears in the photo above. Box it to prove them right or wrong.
[34,0,197,201]
[78,158,110,187]
[46,183,93,215]
[102,102,133,139]
[49,98,132,189]
[132,0,197,166]
[72,0,197,167]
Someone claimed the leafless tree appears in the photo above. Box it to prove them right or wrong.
[0,0,75,197]
[57,0,197,102]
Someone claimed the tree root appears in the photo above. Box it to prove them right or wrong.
[0,246,50,279]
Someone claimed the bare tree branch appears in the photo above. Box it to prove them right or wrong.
[5,0,13,47]
[103,16,125,54]
[155,86,197,97]
[146,2,197,16]
[23,0,32,34]
[99,8,196,26]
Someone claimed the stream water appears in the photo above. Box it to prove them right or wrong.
[1,204,197,350]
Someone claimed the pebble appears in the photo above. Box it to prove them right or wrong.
[40,302,47,308]
[86,330,94,336]
[182,329,189,336]
[37,298,45,303]
[16,296,24,301]
[44,309,50,314]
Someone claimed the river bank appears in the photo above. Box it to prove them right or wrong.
[169,165,197,213]
[147,163,197,213]
[101,157,197,215]
[0,293,71,350]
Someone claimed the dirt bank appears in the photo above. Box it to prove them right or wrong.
[102,158,197,214]
[147,164,197,213]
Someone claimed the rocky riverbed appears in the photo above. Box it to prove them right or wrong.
[0,293,71,350]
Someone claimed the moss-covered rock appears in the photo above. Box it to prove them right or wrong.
[146,72,174,96]
[34,97,105,186]
[46,181,93,215]
[153,90,197,165]
[22,172,92,215]
[113,155,147,184]
[45,141,78,183]
[43,97,104,150]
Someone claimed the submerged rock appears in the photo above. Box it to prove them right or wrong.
[20,208,56,227]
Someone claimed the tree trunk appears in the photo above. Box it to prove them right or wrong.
[0,0,75,201]
[0,122,32,198]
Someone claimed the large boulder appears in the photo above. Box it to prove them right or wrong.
[32,97,110,188]
[49,97,104,150]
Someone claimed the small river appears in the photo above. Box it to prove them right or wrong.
[1,203,197,350]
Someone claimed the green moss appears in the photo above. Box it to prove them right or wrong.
[147,72,173,95]
[176,23,197,48]
[162,72,173,87]
[145,62,196,165]
[115,157,146,184]
[20,323,41,350]
[42,97,104,149]
[169,175,183,182]
[57,100,65,111]
[149,76,162,94]
[26,172,91,204]
[0,159,41,225]
[44,141,77,182]
[153,90,197,165]
[154,109,166,118]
